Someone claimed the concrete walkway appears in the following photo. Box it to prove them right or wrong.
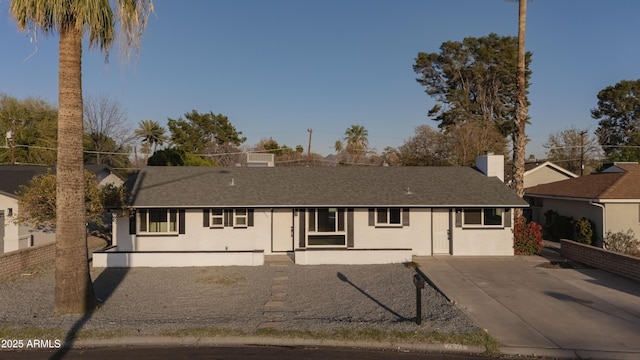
[415,249,640,360]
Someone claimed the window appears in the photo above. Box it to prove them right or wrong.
[463,208,503,227]
[307,208,346,246]
[211,209,224,227]
[140,209,178,233]
[234,209,247,227]
[376,208,401,225]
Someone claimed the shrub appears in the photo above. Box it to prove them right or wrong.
[543,210,573,241]
[604,229,640,257]
[513,216,543,255]
[573,217,596,245]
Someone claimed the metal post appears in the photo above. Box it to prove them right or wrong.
[413,274,425,325]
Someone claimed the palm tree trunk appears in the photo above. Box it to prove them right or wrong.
[512,0,527,218]
[55,26,96,314]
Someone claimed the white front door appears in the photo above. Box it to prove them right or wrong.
[432,208,451,254]
[272,209,294,252]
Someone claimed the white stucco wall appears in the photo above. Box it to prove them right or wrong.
[93,249,264,267]
[0,194,19,252]
[115,209,273,253]
[0,194,55,253]
[450,227,514,256]
[604,203,640,238]
[350,208,432,255]
[108,206,516,266]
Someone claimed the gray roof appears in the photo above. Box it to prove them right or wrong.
[0,165,52,197]
[130,166,528,208]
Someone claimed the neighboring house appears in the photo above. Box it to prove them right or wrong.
[0,164,124,253]
[94,154,528,268]
[0,165,54,253]
[505,160,578,189]
[84,164,125,187]
[525,162,640,246]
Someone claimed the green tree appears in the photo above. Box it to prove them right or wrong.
[134,119,167,165]
[398,125,447,166]
[0,94,58,165]
[10,0,154,314]
[592,79,640,162]
[337,124,369,164]
[17,171,107,231]
[413,33,532,136]
[147,148,214,166]
[168,110,246,154]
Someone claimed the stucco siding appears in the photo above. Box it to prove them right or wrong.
[1,194,55,253]
[451,227,514,255]
[129,209,272,252]
[605,203,640,237]
[351,208,432,255]
[525,167,573,188]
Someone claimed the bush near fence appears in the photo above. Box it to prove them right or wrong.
[0,236,107,279]
[560,239,640,282]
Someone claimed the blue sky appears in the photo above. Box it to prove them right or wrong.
[1,0,639,158]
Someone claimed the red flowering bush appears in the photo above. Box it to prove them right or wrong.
[513,215,543,255]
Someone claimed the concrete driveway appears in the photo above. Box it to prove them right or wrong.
[415,249,640,359]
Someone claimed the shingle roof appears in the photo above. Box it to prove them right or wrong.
[0,165,53,197]
[0,164,123,198]
[525,163,640,200]
[129,166,528,208]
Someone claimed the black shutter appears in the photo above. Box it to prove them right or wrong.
[504,208,511,227]
[129,211,136,234]
[368,208,375,226]
[203,209,210,227]
[179,209,186,234]
[308,208,315,232]
[402,208,410,226]
[347,208,354,248]
[248,209,254,226]
[224,209,232,227]
[455,209,462,227]
[299,209,305,248]
[139,209,147,232]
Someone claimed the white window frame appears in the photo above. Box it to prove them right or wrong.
[375,208,402,227]
[139,209,178,234]
[234,209,248,228]
[211,208,224,228]
[462,208,504,228]
[307,208,346,247]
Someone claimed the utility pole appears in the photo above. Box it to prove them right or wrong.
[579,130,586,176]
[10,118,16,165]
[307,129,313,159]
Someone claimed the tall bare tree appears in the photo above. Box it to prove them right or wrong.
[83,94,131,165]
[10,0,154,314]
[511,0,528,217]
[544,127,603,175]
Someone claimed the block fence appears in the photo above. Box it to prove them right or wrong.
[0,236,107,279]
[560,239,640,282]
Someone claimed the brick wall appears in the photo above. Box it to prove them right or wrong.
[0,236,107,279]
[560,239,640,282]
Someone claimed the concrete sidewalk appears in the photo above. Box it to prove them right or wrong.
[415,250,640,360]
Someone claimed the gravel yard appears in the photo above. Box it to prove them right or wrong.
[0,260,478,337]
